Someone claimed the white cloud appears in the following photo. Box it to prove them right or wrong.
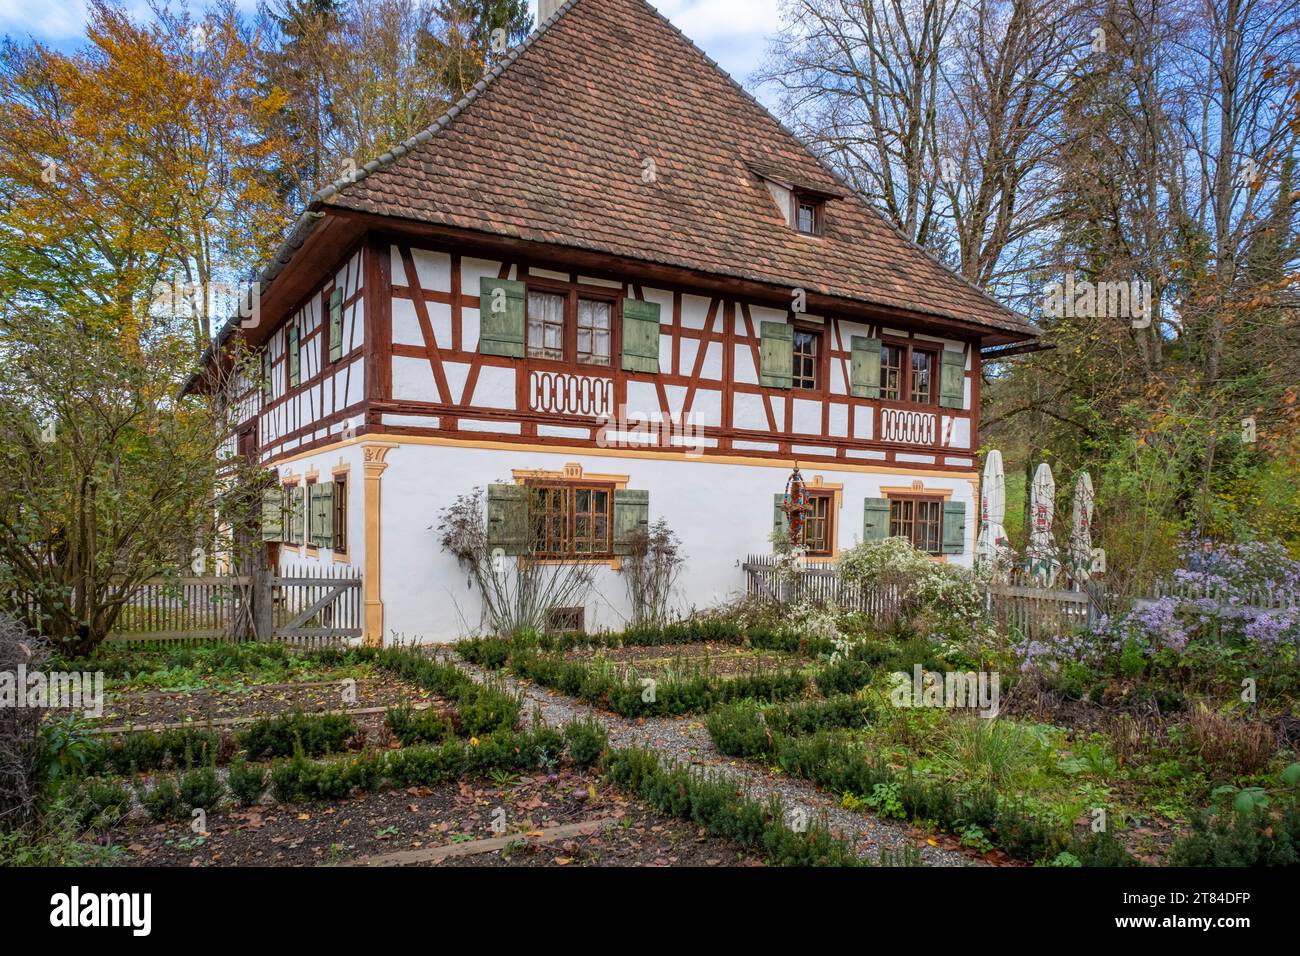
[0,0,90,43]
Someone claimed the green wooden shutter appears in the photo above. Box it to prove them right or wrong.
[851,336,882,398]
[262,350,273,404]
[261,487,282,541]
[328,287,344,362]
[760,321,793,389]
[773,493,790,538]
[942,500,967,554]
[486,483,529,555]
[479,278,525,357]
[288,325,300,387]
[621,299,660,374]
[939,350,965,409]
[306,484,319,546]
[311,482,334,548]
[863,497,890,542]
[612,489,649,554]
[285,487,295,544]
[291,486,305,544]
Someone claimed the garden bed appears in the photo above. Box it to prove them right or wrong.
[444,592,1300,868]
[107,767,759,867]
[91,670,433,728]
[31,643,868,868]
[562,641,804,679]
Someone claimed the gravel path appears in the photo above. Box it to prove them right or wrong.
[439,650,981,867]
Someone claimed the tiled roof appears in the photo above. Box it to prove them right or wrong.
[318,0,1036,338]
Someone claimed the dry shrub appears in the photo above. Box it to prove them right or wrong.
[1099,712,1167,767]
[1179,705,1276,777]
[1267,714,1300,752]
[1001,669,1059,722]
[0,614,49,832]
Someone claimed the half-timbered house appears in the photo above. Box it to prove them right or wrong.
[192,0,1038,644]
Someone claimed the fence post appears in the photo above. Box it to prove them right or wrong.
[252,551,275,642]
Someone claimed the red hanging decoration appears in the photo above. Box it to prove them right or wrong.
[782,464,812,549]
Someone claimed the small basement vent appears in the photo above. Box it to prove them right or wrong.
[545,606,585,633]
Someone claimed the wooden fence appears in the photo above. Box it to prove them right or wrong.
[96,564,362,647]
[742,554,909,622]
[108,575,253,643]
[742,554,1104,641]
[984,582,1098,640]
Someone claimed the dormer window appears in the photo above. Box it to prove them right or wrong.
[749,162,838,236]
[795,197,822,235]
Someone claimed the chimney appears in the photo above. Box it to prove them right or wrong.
[538,0,564,23]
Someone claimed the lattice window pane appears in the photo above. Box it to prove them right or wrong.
[793,330,819,389]
[881,345,903,400]
[577,298,611,366]
[527,291,566,360]
[911,350,934,403]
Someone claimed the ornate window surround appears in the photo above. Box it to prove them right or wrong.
[510,462,630,569]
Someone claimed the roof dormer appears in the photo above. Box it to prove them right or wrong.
[747,161,841,237]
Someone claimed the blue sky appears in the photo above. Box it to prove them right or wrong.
[647,0,782,88]
[0,0,784,90]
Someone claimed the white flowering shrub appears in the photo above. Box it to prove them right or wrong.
[914,561,990,642]
[839,536,990,642]
[785,599,865,658]
[785,600,841,643]
[838,536,934,590]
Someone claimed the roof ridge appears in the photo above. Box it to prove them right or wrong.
[628,0,1030,328]
[311,0,1027,329]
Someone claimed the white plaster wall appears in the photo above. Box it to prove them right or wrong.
[680,294,711,329]
[270,444,367,576]
[469,365,516,409]
[374,442,977,643]
[642,286,674,321]
[392,297,423,347]
[461,257,503,293]
[392,355,439,403]
[747,304,786,335]
[733,344,757,384]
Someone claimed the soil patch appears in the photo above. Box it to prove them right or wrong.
[563,641,802,679]
[108,769,759,867]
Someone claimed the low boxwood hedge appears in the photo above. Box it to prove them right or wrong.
[83,726,220,776]
[240,711,356,760]
[508,648,811,718]
[456,621,838,670]
[600,746,863,866]
[705,700,1137,867]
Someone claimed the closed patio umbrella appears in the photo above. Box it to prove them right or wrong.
[976,450,1010,575]
[1026,462,1061,588]
[1068,471,1095,590]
